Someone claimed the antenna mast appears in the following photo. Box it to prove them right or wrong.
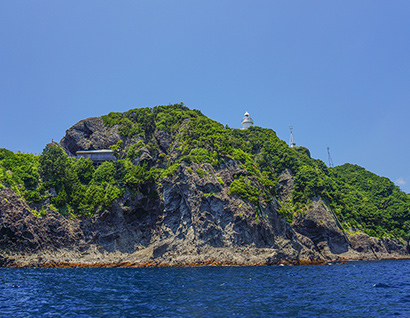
[327,146,334,168]
[289,126,296,148]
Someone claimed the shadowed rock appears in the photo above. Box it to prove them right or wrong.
[1,111,408,267]
[60,117,121,156]
[293,199,350,256]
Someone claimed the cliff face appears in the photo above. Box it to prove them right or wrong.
[1,107,409,266]
[0,157,407,266]
[60,117,121,156]
[0,187,84,265]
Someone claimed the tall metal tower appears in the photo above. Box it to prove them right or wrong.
[327,146,334,168]
[289,126,296,148]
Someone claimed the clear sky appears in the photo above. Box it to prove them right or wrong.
[1,1,409,193]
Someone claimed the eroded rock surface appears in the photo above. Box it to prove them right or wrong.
[1,114,409,266]
[276,169,294,202]
[1,158,408,267]
[293,199,350,256]
[60,117,120,156]
[0,187,83,253]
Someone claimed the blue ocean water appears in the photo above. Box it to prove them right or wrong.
[0,260,409,317]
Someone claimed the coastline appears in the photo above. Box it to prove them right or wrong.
[5,257,410,268]
[2,246,409,268]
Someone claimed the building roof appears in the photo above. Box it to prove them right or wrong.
[76,149,114,154]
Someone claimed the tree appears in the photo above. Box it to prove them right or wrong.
[73,157,95,184]
[39,144,69,190]
[93,161,115,184]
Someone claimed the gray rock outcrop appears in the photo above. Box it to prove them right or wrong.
[0,187,83,254]
[1,112,408,267]
[60,117,121,156]
[293,199,350,256]
[1,158,407,267]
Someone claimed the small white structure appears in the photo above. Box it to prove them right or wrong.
[76,149,116,164]
[241,111,254,129]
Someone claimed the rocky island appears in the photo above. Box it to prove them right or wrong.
[1,104,409,267]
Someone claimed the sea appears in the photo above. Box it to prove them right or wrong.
[1,260,409,317]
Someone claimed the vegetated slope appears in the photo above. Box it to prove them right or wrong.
[0,104,409,266]
[79,104,410,238]
[1,104,409,239]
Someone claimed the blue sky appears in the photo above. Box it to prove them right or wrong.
[1,1,409,193]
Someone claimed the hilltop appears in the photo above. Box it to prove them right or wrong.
[0,104,409,266]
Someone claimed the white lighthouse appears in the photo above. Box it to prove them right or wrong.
[241,111,254,129]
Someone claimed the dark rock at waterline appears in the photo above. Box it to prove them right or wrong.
[293,199,350,256]
[0,160,408,267]
[0,187,83,252]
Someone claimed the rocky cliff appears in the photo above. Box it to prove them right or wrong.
[0,105,409,266]
[0,160,407,267]
[60,117,121,156]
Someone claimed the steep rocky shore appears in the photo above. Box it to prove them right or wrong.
[1,109,409,267]
[1,162,408,267]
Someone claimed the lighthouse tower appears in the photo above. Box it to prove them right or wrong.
[241,111,254,129]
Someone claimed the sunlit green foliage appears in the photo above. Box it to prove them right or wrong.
[73,157,95,185]
[329,164,410,239]
[93,162,115,184]
[1,104,409,240]
[229,176,260,206]
[154,104,202,133]
[126,140,145,160]
[39,144,69,191]
[123,161,154,191]
[36,145,124,216]
[102,103,201,137]
[99,104,410,239]
[0,148,42,200]
[196,168,206,178]
[161,162,180,178]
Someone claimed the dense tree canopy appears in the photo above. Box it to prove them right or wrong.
[1,104,409,239]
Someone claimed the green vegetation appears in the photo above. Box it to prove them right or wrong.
[0,103,409,240]
[196,168,206,178]
[102,104,202,137]
[229,176,260,206]
[330,164,410,239]
[0,144,158,217]
[0,148,42,199]
[278,206,293,224]
[39,144,125,216]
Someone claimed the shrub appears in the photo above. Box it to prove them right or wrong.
[93,162,115,184]
[73,157,95,185]
[196,168,205,178]
[229,176,260,206]
[161,162,180,178]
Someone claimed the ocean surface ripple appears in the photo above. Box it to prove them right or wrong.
[1,260,409,317]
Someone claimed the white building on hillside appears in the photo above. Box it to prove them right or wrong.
[76,149,116,164]
[241,111,254,129]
